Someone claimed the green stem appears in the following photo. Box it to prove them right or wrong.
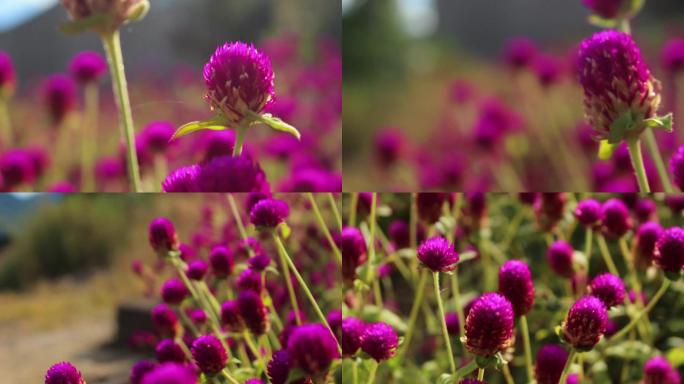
[273,232,342,354]
[306,193,342,265]
[353,359,359,384]
[597,234,620,276]
[582,228,594,296]
[272,232,302,325]
[220,369,240,384]
[520,314,534,382]
[81,83,98,191]
[398,269,428,361]
[626,138,651,193]
[0,98,13,147]
[454,360,478,380]
[433,272,457,375]
[101,31,142,192]
[327,192,342,232]
[226,194,254,257]
[366,360,378,384]
[502,364,515,384]
[232,126,246,156]
[409,193,419,279]
[643,129,675,192]
[477,368,485,381]
[607,278,671,344]
[364,193,378,283]
[559,349,577,384]
[348,192,359,227]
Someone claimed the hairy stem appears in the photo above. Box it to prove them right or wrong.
[520,314,534,382]
[626,138,651,193]
[433,272,457,375]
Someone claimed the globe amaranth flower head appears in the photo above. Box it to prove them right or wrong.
[0,51,16,97]
[498,260,535,317]
[534,193,567,232]
[654,227,684,277]
[670,146,684,192]
[44,74,77,125]
[643,356,682,384]
[574,198,603,228]
[589,273,625,308]
[237,289,270,335]
[464,293,514,356]
[576,30,661,143]
[220,300,244,331]
[250,198,289,229]
[601,198,633,238]
[417,193,448,224]
[45,362,86,384]
[151,303,180,337]
[141,363,197,384]
[444,312,460,336]
[0,149,37,190]
[581,0,627,19]
[61,0,149,34]
[69,51,107,84]
[267,350,313,384]
[502,37,538,69]
[186,259,208,281]
[191,334,228,375]
[534,344,569,384]
[373,127,404,168]
[662,38,684,74]
[342,316,366,357]
[139,121,175,155]
[287,323,340,375]
[160,278,188,305]
[417,236,459,273]
[129,360,156,384]
[359,322,399,362]
[561,295,608,351]
[155,339,186,364]
[547,240,575,278]
[338,226,367,282]
[148,217,179,255]
[203,42,274,125]
[635,221,664,269]
[208,245,234,278]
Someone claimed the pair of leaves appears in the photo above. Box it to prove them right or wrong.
[172,112,301,141]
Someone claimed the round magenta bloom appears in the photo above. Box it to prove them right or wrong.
[209,245,234,278]
[338,226,367,281]
[534,193,567,232]
[388,220,411,249]
[662,38,684,73]
[534,344,569,384]
[191,335,228,375]
[589,273,625,308]
[267,350,300,384]
[635,221,664,268]
[643,356,681,384]
[502,37,538,69]
[0,149,37,190]
[534,54,565,87]
[155,339,186,363]
[417,236,459,273]
[43,74,77,125]
[373,127,404,167]
[220,300,244,331]
[574,198,602,227]
[237,289,269,335]
[562,296,608,351]
[148,217,179,255]
[195,154,267,192]
[670,146,684,191]
[130,360,156,384]
[69,51,107,84]
[186,259,208,280]
[287,324,340,374]
[236,268,263,292]
[576,30,660,142]
[203,42,274,125]
[498,260,535,317]
[341,316,365,357]
[45,362,85,384]
[444,312,460,336]
[151,303,179,337]
[139,121,175,154]
[581,0,626,19]
[248,254,271,271]
[250,198,289,228]
[0,51,16,95]
[654,227,684,275]
[547,240,575,278]
[464,293,514,356]
[141,363,197,384]
[359,322,398,362]
[417,193,448,224]
[635,198,657,223]
[162,165,200,192]
[244,380,263,384]
[601,198,633,238]
[161,278,188,305]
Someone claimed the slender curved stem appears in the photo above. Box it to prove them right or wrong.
[454,360,478,380]
[327,193,342,232]
[399,269,428,360]
[596,234,619,276]
[272,232,302,325]
[627,138,651,193]
[366,360,378,384]
[364,193,378,283]
[502,364,515,384]
[220,369,240,384]
[306,193,342,265]
[582,228,593,295]
[559,349,577,384]
[232,126,246,156]
[352,359,359,384]
[644,129,675,192]
[348,192,359,227]
[101,31,141,192]
[450,272,465,342]
[433,272,457,375]
[520,314,534,382]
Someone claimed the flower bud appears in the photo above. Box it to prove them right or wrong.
[237,290,269,335]
[45,362,85,384]
[155,339,186,364]
[574,198,602,228]
[498,260,535,317]
[654,227,684,275]
[338,226,367,282]
[160,278,188,305]
[464,293,514,356]
[589,273,625,308]
[191,335,228,375]
[547,240,575,278]
[601,198,633,238]
[61,0,149,34]
[581,0,627,19]
[561,296,608,351]
[250,198,289,229]
[341,316,365,357]
[209,245,234,278]
[0,51,16,98]
[69,51,107,84]
[643,356,681,384]
[535,344,569,384]
[287,324,340,375]
[417,236,459,273]
[360,322,398,362]
[148,217,179,255]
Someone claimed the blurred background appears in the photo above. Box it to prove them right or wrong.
[343,0,684,192]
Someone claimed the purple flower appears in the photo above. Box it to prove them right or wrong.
[139,121,175,154]
[69,51,107,84]
[535,193,567,232]
[220,300,244,331]
[141,363,197,384]
[48,181,77,193]
[534,344,569,384]
[502,37,538,69]
[373,127,404,167]
[464,293,514,356]
[202,131,235,162]
[562,296,608,351]
[643,356,681,384]
[654,227,684,275]
[417,193,448,224]
[589,273,625,308]
[498,260,535,317]
[574,198,603,228]
[581,0,626,19]
[547,240,575,278]
[338,226,367,282]
[148,217,179,255]
[534,54,565,87]
[0,149,36,189]
[196,154,268,192]
[248,254,271,271]
[341,316,365,357]
[635,198,657,223]
[155,339,186,363]
[237,289,269,335]
[43,74,77,125]
[245,380,263,384]
[360,322,398,362]
[162,165,200,192]
[45,362,85,384]
[417,236,459,273]
[191,335,228,375]
[61,0,148,32]
[388,220,410,249]
[601,198,633,238]
[209,245,234,278]
[635,221,664,269]
[250,198,289,229]
[161,278,188,305]
[444,312,460,336]
[203,42,274,125]
[236,268,263,292]
[576,30,660,142]
[662,38,684,73]
[151,303,179,337]
[268,350,313,384]
[130,360,156,384]
[186,259,208,280]
[0,51,16,95]
[287,324,340,374]
[670,146,684,191]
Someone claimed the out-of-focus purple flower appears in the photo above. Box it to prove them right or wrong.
[195,154,268,192]
[654,227,684,275]
[338,226,367,282]
[444,312,460,336]
[148,217,179,255]
[268,350,313,384]
[662,38,684,74]
[155,339,186,363]
[186,259,208,280]
[360,322,398,362]
[151,304,179,338]
[237,289,269,335]
[589,273,625,308]
[373,127,404,168]
[670,146,684,191]
[248,254,271,271]
[342,316,365,357]
[519,192,538,205]
[643,356,681,384]
[237,268,263,292]
[535,344,569,384]
[576,30,660,142]
[635,221,664,269]
[417,236,459,273]
[201,131,235,162]
[69,51,107,84]
[191,334,228,375]
[601,198,633,238]
[287,324,340,374]
[209,245,234,278]
[503,37,538,69]
[449,79,474,104]
[140,362,197,384]
[547,240,575,278]
[534,54,565,87]
[388,220,410,249]
[635,198,657,223]
[0,51,16,95]
[498,260,535,317]
[581,0,626,19]
[279,168,341,192]
[562,296,608,351]
[162,165,200,192]
[574,198,603,228]
[45,362,85,384]
[43,74,77,125]
[139,121,175,155]
[417,193,448,224]
[220,300,243,331]
[203,42,274,124]
[130,360,156,384]
[161,278,188,305]
[534,193,567,232]
[0,149,36,189]
[464,293,514,356]
[250,198,289,229]
[48,181,77,192]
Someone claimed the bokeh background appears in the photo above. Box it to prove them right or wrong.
[343,0,684,192]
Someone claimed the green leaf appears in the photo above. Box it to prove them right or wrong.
[666,346,684,367]
[59,13,111,35]
[598,139,619,160]
[608,110,635,144]
[438,373,455,384]
[171,116,229,140]
[588,14,619,28]
[644,113,673,132]
[360,305,407,333]
[456,251,477,265]
[249,112,301,140]
[127,0,150,22]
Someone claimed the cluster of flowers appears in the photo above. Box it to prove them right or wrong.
[0,1,340,192]
[43,193,343,383]
[341,192,683,383]
[357,0,684,192]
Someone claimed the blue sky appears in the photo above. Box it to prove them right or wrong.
[0,0,58,32]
